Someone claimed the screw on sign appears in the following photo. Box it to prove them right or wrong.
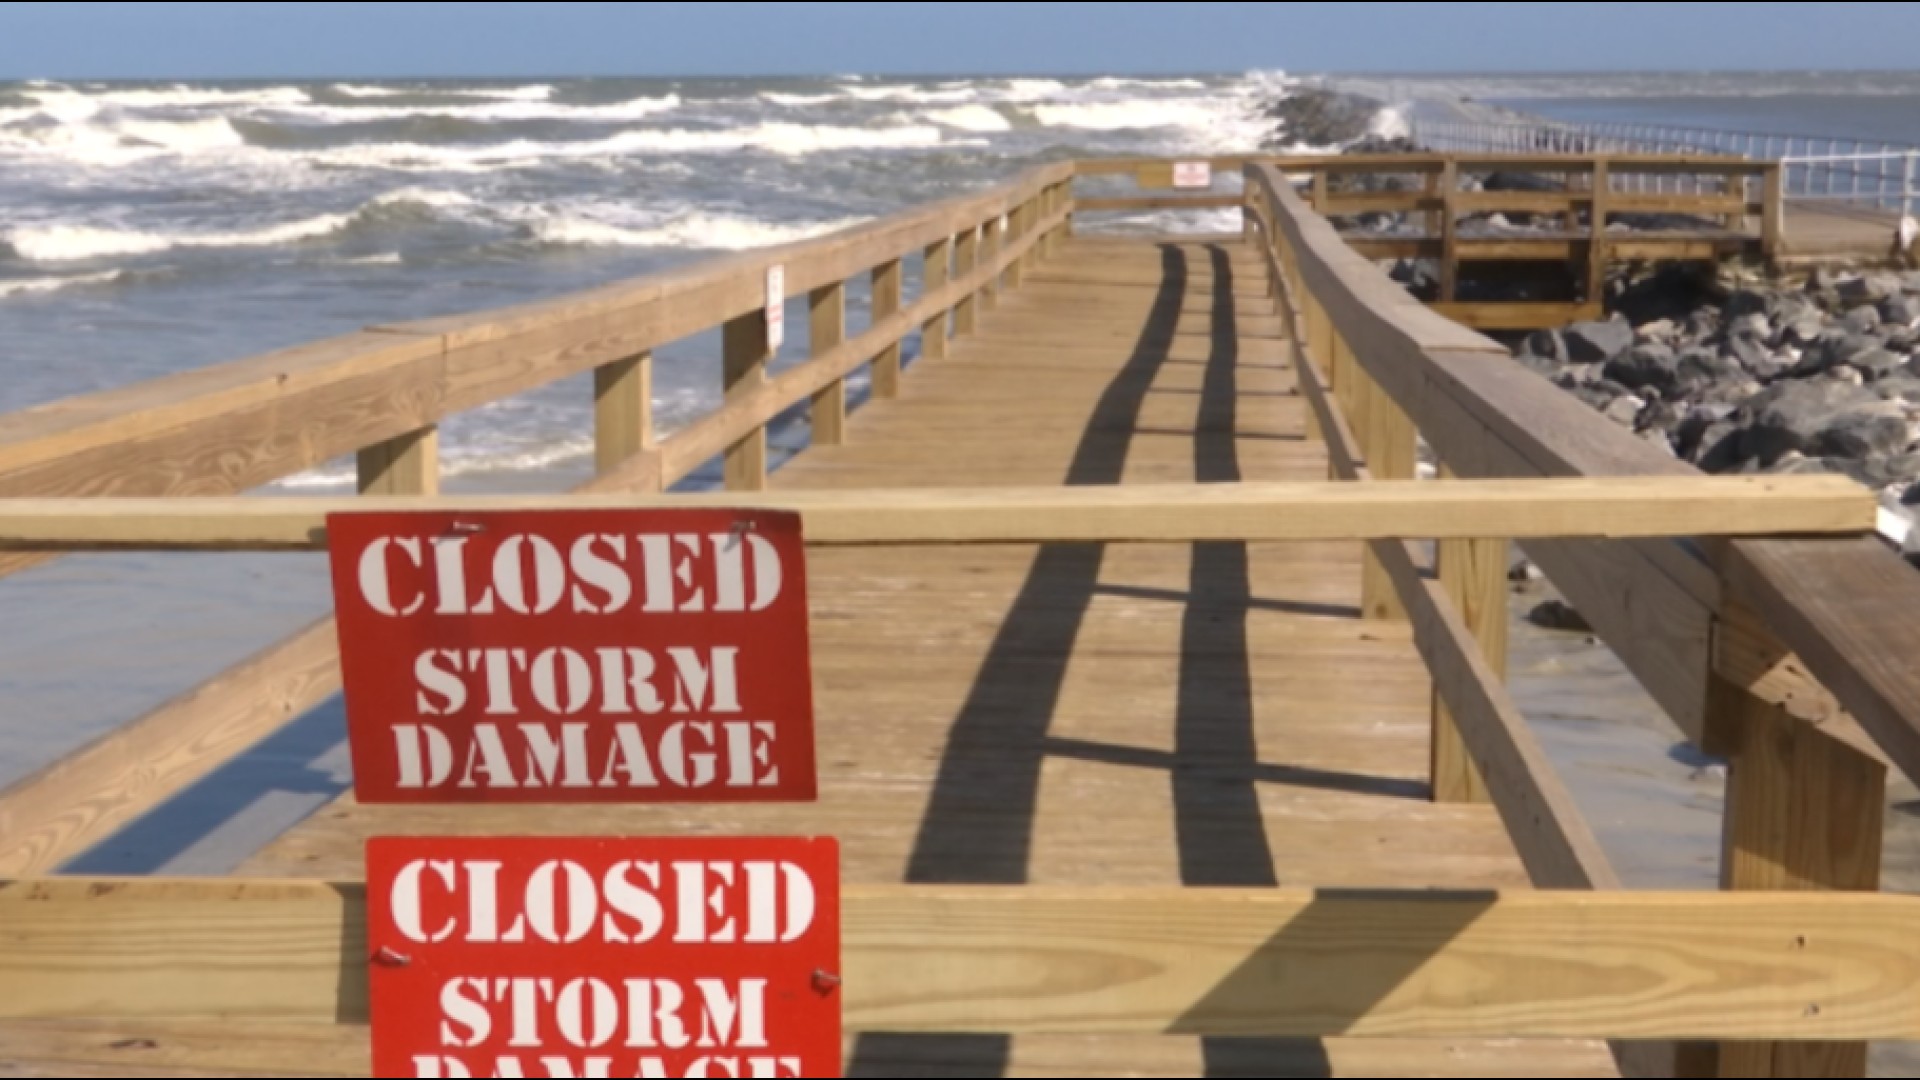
[369,837,841,1079]
[327,509,818,804]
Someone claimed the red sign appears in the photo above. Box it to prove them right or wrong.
[1173,162,1213,189]
[368,837,842,1079]
[327,509,818,805]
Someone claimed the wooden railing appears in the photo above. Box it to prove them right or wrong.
[0,161,1076,878]
[1246,160,1920,1079]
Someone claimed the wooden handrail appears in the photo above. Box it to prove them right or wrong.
[1249,162,1920,783]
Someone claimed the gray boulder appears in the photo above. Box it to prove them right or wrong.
[1565,318,1637,365]
[1881,294,1920,327]
[1604,343,1681,395]
[1743,380,1882,463]
[1724,289,1773,320]
[1906,483,1920,507]
[1838,274,1898,307]
[1819,406,1912,460]
[1724,334,1775,375]
[1529,601,1594,633]
[1844,305,1885,335]
[1680,348,1742,388]
[1849,348,1907,381]
[1875,374,1920,403]
[1794,332,1881,377]
[1778,314,1829,349]
[1523,329,1569,366]
[1604,394,1645,427]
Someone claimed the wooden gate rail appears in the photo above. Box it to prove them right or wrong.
[1247,160,1918,1079]
[4,878,1919,1044]
[0,477,1870,552]
[0,164,1074,879]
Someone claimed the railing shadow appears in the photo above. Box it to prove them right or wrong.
[848,244,1190,1078]
[854,242,1361,1077]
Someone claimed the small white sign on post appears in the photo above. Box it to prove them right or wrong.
[1173,162,1214,190]
[766,264,787,351]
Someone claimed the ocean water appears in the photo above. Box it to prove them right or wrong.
[0,73,1283,486]
[1343,70,1920,147]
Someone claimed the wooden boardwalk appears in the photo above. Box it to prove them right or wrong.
[0,235,1615,1076]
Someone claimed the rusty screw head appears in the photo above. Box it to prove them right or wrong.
[372,947,413,969]
[812,970,842,996]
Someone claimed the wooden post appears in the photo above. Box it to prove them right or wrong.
[1006,203,1028,291]
[1438,159,1461,303]
[1424,165,1444,238]
[593,353,653,477]
[1761,163,1785,265]
[1312,169,1332,213]
[1589,158,1612,307]
[722,310,771,492]
[922,238,952,361]
[872,259,903,399]
[810,283,847,447]
[1433,465,1501,804]
[954,227,979,337]
[981,216,1002,311]
[357,426,438,497]
[1687,673,1886,1078]
[1359,364,1414,624]
[1060,180,1075,240]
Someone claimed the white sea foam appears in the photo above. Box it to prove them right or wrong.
[1089,77,1209,92]
[3,188,472,262]
[0,270,125,298]
[1029,99,1223,132]
[333,83,556,102]
[996,79,1071,103]
[313,122,954,171]
[334,84,406,99]
[116,117,248,152]
[280,94,683,124]
[87,85,313,109]
[923,105,1013,133]
[761,92,840,107]
[530,209,863,252]
[842,84,977,105]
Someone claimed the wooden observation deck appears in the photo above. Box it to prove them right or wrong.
[0,155,1916,1079]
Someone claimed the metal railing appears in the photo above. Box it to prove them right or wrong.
[1414,117,1920,218]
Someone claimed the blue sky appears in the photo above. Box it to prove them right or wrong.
[1,2,1917,79]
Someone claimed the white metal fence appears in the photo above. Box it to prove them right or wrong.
[1414,118,1920,218]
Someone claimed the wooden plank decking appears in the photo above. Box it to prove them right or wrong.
[0,235,1618,1077]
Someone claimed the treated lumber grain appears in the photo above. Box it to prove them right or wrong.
[2,879,1916,1042]
[592,352,653,474]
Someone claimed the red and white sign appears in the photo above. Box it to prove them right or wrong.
[327,509,819,805]
[765,266,786,351]
[369,837,842,1079]
[1173,162,1213,189]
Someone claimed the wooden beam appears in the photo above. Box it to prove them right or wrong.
[720,310,770,492]
[1429,301,1606,332]
[1434,480,1504,806]
[592,353,653,476]
[920,239,951,361]
[953,227,978,337]
[1762,164,1786,262]
[354,426,438,498]
[809,283,848,447]
[1439,159,1461,303]
[1590,158,1612,306]
[980,215,1002,311]
[0,476,1873,552]
[4,880,1919,1041]
[1076,195,1247,212]
[871,259,903,399]
[1694,680,1889,1078]
[1362,374,1417,624]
